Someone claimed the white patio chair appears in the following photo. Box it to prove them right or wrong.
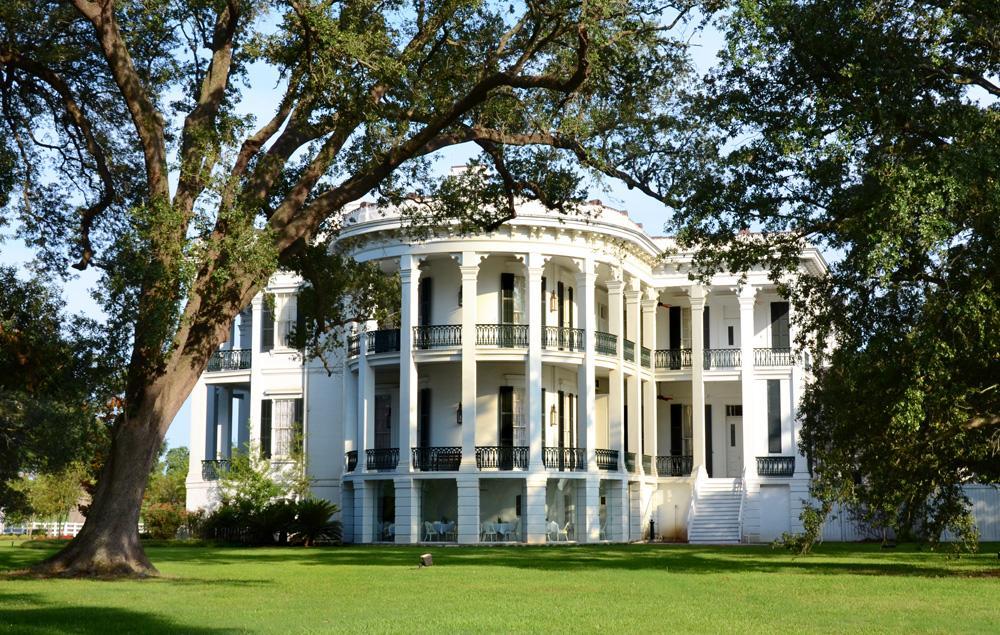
[423,521,439,542]
[504,519,519,542]
[445,522,457,541]
[558,521,571,541]
[546,520,559,542]
[599,521,607,541]
[481,522,498,542]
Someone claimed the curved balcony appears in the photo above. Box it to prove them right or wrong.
[345,450,358,472]
[595,449,619,470]
[655,454,693,477]
[411,446,462,471]
[201,459,231,481]
[542,327,585,352]
[655,348,691,369]
[642,454,652,473]
[640,346,651,368]
[367,329,400,354]
[207,349,251,372]
[623,339,636,362]
[414,324,462,349]
[366,448,399,471]
[347,334,361,357]
[476,324,528,348]
[595,331,617,356]
[543,446,586,471]
[754,347,793,366]
[625,451,637,473]
[475,446,528,470]
[705,348,741,368]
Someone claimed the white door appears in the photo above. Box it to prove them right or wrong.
[725,413,743,477]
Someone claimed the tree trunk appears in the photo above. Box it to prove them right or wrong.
[32,365,198,577]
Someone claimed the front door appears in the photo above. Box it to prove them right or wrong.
[725,405,743,477]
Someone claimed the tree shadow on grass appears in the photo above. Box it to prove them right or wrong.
[139,542,1000,579]
[0,592,240,634]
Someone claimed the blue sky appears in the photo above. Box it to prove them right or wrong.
[1,15,727,450]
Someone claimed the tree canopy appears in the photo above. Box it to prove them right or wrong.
[661,0,999,547]
[0,0,709,574]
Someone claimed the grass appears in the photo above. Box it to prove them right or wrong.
[0,540,998,633]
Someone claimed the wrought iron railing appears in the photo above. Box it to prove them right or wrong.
[476,323,529,348]
[642,454,652,473]
[757,456,795,477]
[543,326,585,352]
[475,446,529,470]
[641,347,651,368]
[345,450,358,472]
[705,348,741,368]
[655,455,693,476]
[595,331,618,356]
[413,324,462,349]
[207,349,252,372]
[543,446,586,471]
[625,451,637,473]
[623,339,636,362]
[366,329,400,354]
[347,334,360,357]
[595,449,619,470]
[654,348,692,369]
[411,446,462,471]
[366,448,399,471]
[754,347,793,366]
[201,459,231,481]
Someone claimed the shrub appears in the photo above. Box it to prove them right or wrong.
[293,499,342,546]
[143,503,187,540]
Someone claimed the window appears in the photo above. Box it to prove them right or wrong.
[767,380,781,453]
[727,325,734,346]
[260,400,272,458]
[261,296,275,352]
[261,398,302,459]
[726,404,743,417]
[418,388,431,448]
[375,394,392,449]
[771,302,790,349]
[730,423,736,447]
[500,273,524,324]
[419,277,433,326]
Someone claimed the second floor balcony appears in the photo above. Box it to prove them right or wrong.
[476,324,528,348]
[207,349,252,372]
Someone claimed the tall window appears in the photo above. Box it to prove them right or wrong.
[375,394,392,449]
[500,273,524,323]
[498,385,525,447]
[261,295,275,352]
[261,398,302,459]
[419,277,433,326]
[418,388,431,448]
[767,380,782,453]
[771,302,790,349]
[260,400,272,459]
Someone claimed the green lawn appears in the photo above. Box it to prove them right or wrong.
[0,540,998,633]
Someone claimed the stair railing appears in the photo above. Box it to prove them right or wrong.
[688,466,705,538]
[737,465,747,543]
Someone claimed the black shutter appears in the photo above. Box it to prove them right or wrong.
[767,379,782,452]
[499,386,514,446]
[541,388,546,448]
[418,388,431,448]
[771,302,790,349]
[261,300,274,352]
[703,306,711,369]
[670,404,682,456]
[260,400,272,459]
[295,300,306,350]
[568,287,574,327]
[623,404,629,454]
[294,398,304,453]
[704,404,713,478]
[541,278,547,328]
[557,390,565,449]
[419,277,433,326]
[557,281,565,327]
[500,273,514,323]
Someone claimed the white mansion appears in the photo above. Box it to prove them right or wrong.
[186,198,828,544]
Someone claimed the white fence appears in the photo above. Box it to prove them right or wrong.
[822,484,1000,542]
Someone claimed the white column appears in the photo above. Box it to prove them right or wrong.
[236,389,250,453]
[217,387,232,459]
[394,477,418,543]
[526,253,545,472]
[583,475,601,543]
[355,482,371,543]
[249,295,264,449]
[399,255,419,473]
[359,320,376,472]
[576,260,596,471]
[187,380,208,489]
[739,285,757,479]
[642,296,657,475]
[205,386,218,460]
[525,475,547,544]
[626,285,641,467]
[789,300,808,475]
[342,363,357,454]
[690,285,708,477]
[457,474,480,544]
[606,279,625,472]
[459,254,479,470]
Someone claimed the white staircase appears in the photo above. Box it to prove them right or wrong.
[688,478,743,544]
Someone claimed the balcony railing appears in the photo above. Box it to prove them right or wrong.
[543,446,586,471]
[641,346,651,368]
[642,454,652,473]
[655,455,693,477]
[476,323,528,348]
[623,339,636,362]
[625,451,637,473]
[413,324,462,349]
[366,448,399,471]
[543,326,585,352]
[757,456,795,477]
[595,449,619,470]
[345,450,358,473]
[475,446,529,470]
[595,331,617,356]
[347,334,360,357]
[654,348,692,369]
[367,329,400,354]
[207,349,252,372]
[201,459,230,481]
[754,347,793,366]
[705,348,741,368]
[411,446,462,471]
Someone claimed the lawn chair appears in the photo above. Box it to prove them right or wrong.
[445,522,457,541]
[546,520,559,542]
[423,521,439,542]
[504,519,519,542]
[557,521,571,541]
[481,522,498,542]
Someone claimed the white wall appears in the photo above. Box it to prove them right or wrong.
[419,363,462,446]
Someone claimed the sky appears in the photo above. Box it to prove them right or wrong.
[0,13,727,450]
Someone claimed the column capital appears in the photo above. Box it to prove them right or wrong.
[606,279,625,294]
[459,265,479,279]
[738,284,757,306]
[526,251,547,270]
[459,250,479,268]
[689,284,708,309]
[624,288,642,304]
[640,298,658,313]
